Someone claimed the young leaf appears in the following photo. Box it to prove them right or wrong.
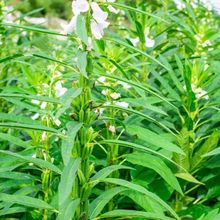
[101,139,186,172]
[89,187,127,219]
[58,158,81,207]
[0,193,56,210]
[126,152,183,195]
[56,199,80,220]
[0,150,61,174]
[126,125,183,154]
[61,121,82,166]
[76,15,88,45]
[99,210,175,220]
[90,165,133,181]
[100,178,180,219]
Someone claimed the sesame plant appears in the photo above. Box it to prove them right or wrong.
[0,0,220,220]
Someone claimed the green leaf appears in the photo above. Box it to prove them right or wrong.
[56,88,82,118]
[89,187,127,219]
[0,171,35,181]
[0,133,30,149]
[0,207,26,216]
[0,193,56,210]
[102,74,178,111]
[99,210,175,220]
[104,105,175,135]
[101,139,186,172]
[56,199,80,220]
[191,130,219,170]
[106,2,169,24]
[0,113,41,125]
[0,93,59,104]
[175,173,203,185]
[100,178,180,219]
[61,122,83,166]
[123,190,165,214]
[107,37,169,71]
[58,158,81,207]
[90,165,133,181]
[123,98,168,116]
[202,147,220,157]
[198,209,220,220]
[0,150,61,174]
[0,122,58,134]
[127,125,183,154]
[76,15,88,45]
[77,50,88,77]
[3,23,65,36]
[126,152,183,194]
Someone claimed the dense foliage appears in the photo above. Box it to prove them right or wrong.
[0,0,220,219]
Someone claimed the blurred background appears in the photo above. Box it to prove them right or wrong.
[8,0,73,19]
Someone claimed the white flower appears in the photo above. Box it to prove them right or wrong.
[130,37,139,46]
[202,40,212,47]
[91,20,108,40]
[201,0,213,11]
[104,101,111,106]
[189,84,209,100]
[115,101,129,108]
[145,36,155,48]
[25,17,47,25]
[29,154,37,166]
[108,125,116,133]
[110,92,121,99]
[173,0,186,10]
[63,16,77,35]
[42,132,47,141]
[212,0,220,14]
[21,31,27,37]
[204,64,209,71]
[97,76,106,83]
[118,81,131,90]
[87,37,93,51]
[102,89,109,96]
[95,107,105,115]
[108,5,119,14]
[91,2,108,23]
[65,0,109,39]
[31,113,40,120]
[72,0,89,16]
[54,81,67,97]
[91,2,109,39]
[54,118,61,126]
[31,99,40,105]
[145,28,155,48]
[40,102,47,110]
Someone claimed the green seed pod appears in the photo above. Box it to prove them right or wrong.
[79,109,84,122]
[77,169,86,185]
[87,127,94,142]
[88,163,94,177]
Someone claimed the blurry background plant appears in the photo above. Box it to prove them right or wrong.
[0,0,220,220]
[9,0,73,19]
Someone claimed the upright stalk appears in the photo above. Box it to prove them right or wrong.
[71,9,97,219]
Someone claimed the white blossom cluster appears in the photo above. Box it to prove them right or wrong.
[191,84,209,100]
[95,76,130,118]
[173,0,220,14]
[63,0,119,39]
[184,84,209,100]
[130,28,155,49]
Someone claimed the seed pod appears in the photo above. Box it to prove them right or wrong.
[78,169,86,185]
[79,109,84,122]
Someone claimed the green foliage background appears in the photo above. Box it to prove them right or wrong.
[0,0,220,220]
